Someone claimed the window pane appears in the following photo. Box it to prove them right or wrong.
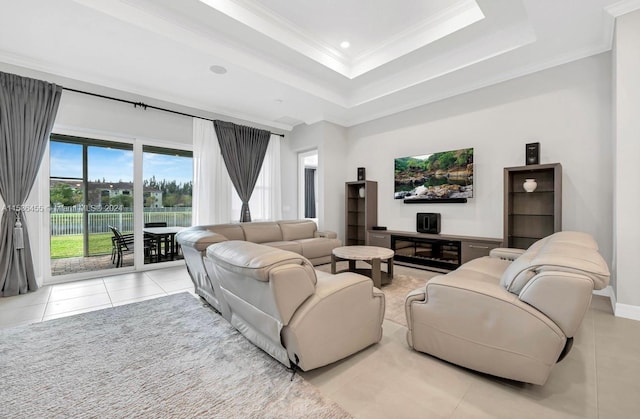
[50,141,82,179]
[86,145,134,258]
[142,147,192,212]
[88,146,134,184]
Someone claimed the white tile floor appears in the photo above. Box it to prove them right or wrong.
[2,265,640,418]
[0,266,193,328]
[300,290,640,419]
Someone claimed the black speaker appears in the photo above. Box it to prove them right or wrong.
[357,167,366,181]
[526,142,539,165]
[417,213,441,234]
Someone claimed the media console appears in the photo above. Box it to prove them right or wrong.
[367,230,502,272]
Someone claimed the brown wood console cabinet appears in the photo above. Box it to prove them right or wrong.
[367,230,502,272]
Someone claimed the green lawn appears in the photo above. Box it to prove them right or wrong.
[50,233,114,259]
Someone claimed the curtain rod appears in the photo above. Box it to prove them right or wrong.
[62,87,285,138]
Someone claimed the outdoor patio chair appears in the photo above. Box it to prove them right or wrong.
[144,222,168,227]
[144,221,171,260]
[109,225,157,267]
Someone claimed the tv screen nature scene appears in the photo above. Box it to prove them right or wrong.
[394,148,474,201]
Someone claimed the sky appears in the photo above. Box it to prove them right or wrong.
[50,142,193,184]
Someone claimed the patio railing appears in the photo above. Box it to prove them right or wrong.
[50,207,192,235]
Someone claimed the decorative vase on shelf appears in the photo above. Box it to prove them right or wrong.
[358,187,365,198]
[523,178,537,193]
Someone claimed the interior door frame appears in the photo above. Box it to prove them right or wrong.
[297,149,318,220]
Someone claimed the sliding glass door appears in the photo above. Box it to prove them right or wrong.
[49,135,193,276]
[142,145,193,265]
[50,135,135,275]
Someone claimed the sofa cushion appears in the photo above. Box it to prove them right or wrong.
[530,242,610,290]
[208,223,246,241]
[263,241,303,254]
[241,222,283,243]
[206,240,314,283]
[443,266,506,286]
[279,220,317,241]
[500,231,610,294]
[296,238,342,260]
[314,269,332,279]
[530,231,599,251]
[175,229,228,252]
[458,257,512,281]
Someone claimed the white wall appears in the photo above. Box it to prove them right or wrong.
[323,123,349,235]
[347,54,613,267]
[54,91,192,145]
[287,121,348,236]
[613,10,640,311]
[282,55,614,268]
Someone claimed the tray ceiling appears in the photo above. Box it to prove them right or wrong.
[0,0,638,130]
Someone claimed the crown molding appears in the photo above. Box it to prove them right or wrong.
[73,0,349,107]
[197,0,483,79]
[197,0,350,76]
[349,0,484,78]
[605,0,640,17]
[345,42,612,127]
[348,21,535,107]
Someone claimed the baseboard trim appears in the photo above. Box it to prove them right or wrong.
[593,285,615,312]
[592,287,640,321]
[592,286,612,297]
[615,303,640,322]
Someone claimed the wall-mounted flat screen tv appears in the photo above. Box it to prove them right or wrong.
[394,147,474,202]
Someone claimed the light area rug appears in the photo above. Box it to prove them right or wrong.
[316,263,441,327]
[0,292,351,418]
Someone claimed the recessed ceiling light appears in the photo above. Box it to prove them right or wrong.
[274,99,283,104]
[209,65,227,75]
[340,41,350,49]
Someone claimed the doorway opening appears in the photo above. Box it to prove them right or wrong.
[298,149,318,222]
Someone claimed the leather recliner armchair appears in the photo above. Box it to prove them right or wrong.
[205,240,385,371]
[405,231,610,385]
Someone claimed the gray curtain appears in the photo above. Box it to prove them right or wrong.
[0,72,62,296]
[213,120,270,222]
[304,168,316,218]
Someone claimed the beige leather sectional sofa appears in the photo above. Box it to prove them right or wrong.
[176,220,342,312]
[405,231,610,385]
[177,220,384,371]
